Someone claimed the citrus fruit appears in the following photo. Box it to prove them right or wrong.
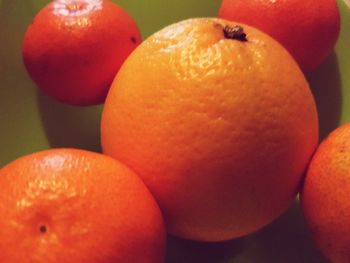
[22,0,141,106]
[101,18,319,241]
[0,148,166,263]
[301,123,350,263]
[218,0,340,73]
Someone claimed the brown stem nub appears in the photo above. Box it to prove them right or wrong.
[223,25,247,42]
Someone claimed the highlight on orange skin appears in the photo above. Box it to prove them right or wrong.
[66,2,87,12]
[53,0,102,16]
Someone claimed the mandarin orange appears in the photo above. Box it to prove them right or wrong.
[0,148,165,263]
[301,123,350,263]
[218,0,340,72]
[22,0,141,106]
[101,18,319,241]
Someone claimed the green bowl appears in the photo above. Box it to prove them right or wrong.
[1,0,349,262]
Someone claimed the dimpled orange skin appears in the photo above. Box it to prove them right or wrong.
[0,149,166,263]
[301,123,350,263]
[101,18,319,241]
[22,0,141,106]
[218,0,340,73]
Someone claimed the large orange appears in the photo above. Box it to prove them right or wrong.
[218,0,340,73]
[22,0,141,106]
[101,18,319,241]
[301,123,350,263]
[0,148,166,263]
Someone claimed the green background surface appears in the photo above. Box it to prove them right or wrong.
[0,0,349,262]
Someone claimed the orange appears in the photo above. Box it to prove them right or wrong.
[301,123,350,263]
[101,18,319,241]
[22,0,141,106]
[218,0,340,73]
[0,148,166,263]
